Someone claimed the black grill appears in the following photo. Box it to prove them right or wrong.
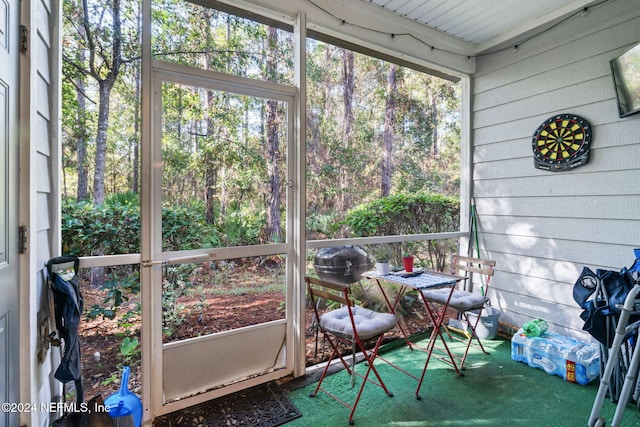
[313,246,372,284]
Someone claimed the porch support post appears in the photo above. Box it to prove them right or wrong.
[139,0,156,424]
[293,10,307,378]
[459,76,473,258]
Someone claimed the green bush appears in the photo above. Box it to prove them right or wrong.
[343,192,459,236]
[61,193,141,255]
[61,194,223,319]
[343,192,459,269]
[62,193,226,256]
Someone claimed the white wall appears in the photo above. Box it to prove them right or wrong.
[21,0,62,425]
[472,0,640,339]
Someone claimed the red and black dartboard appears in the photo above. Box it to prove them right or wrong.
[532,114,592,172]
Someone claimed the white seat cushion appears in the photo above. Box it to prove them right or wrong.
[421,288,487,311]
[319,306,397,341]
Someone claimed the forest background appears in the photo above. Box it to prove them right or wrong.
[59,0,462,392]
[61,0,461,246]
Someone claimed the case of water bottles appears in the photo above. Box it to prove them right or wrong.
[511,328,600,385]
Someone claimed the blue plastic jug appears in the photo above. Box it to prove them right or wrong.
[105,366,143,427]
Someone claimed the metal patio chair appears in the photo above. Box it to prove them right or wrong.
[420,255,496,370]
[305,276,398,425]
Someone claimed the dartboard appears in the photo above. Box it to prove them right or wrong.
[532,114,592,172]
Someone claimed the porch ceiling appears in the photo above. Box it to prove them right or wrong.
[359,0,603,54]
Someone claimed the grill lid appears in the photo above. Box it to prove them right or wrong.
[313,246,372,284]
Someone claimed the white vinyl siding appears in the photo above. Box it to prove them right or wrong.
[472,0,640,339]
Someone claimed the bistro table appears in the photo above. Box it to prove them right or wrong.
[364,269,467,399]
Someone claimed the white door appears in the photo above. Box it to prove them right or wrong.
[0,0,20,425]
[148,63,298,414]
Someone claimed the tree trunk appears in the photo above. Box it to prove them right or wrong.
[266,99,281,243]
[339,49,355,211]
[204,89,216,225]
[324,47,331,120]
[381,64,398,197]
[93,80,113,206]
[343,49,355,141]
[265,27,281,243]
[204,151,216,224]
[430,92,439,155]
[76,76,89,201]
[204,10,218,224]
[83,0,123,206]
[74,19,89,202]
[131,62,140,194]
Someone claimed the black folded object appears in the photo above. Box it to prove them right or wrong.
[47,255,84,403]
[574,266,636,346]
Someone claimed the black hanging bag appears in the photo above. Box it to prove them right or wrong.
[47,255,84,403]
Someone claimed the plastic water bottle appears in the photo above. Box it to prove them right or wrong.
[523,319,548,337]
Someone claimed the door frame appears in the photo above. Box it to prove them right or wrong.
[143,60,301,416]
[2,0,20,424]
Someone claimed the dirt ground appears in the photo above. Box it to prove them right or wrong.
[76,271,434,401]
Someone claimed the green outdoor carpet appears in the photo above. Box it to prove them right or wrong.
[285,336,640,426]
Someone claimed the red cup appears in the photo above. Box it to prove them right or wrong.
[403,256,414,273]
